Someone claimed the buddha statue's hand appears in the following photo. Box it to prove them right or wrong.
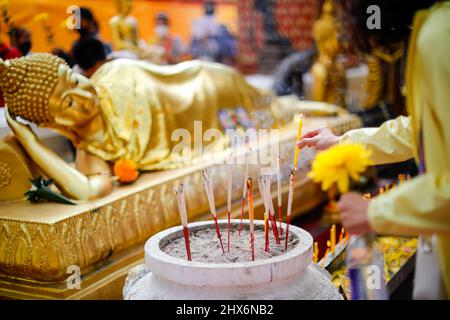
[5,107,37,144]
[5,107,113,201]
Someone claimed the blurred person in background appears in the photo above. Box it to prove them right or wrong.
[51,7,111,69]
[190,0,236,64]
[72,38,108,78]
[71,7,112,57]
[149,12,185,64]
[8,27,31,56]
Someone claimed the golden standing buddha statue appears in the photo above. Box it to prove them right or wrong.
[0,54,272,201]
[310,0,346,107]
[109,0,138,51]
[109,0,162,61]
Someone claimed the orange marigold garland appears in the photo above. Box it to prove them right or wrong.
[114,159,139,184]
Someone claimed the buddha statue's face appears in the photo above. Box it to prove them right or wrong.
[313,19,341,59]
[48,64,100,127]
[115,0,133,16]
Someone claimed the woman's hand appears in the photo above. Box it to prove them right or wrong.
[338,192,374,235]
[297,126,340,150]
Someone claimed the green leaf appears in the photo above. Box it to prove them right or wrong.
[25,177,76,205]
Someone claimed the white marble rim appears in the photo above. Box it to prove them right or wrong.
[145,219,313,286]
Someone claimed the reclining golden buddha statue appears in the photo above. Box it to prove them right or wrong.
[0,53,280,202]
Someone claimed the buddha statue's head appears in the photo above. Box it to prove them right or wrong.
[312,0,340,59]
[115,0,133,16]
[0,53,99,129]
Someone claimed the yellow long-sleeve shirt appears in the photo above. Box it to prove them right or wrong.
[340,3,450,297]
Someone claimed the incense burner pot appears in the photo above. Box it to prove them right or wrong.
[123,220,342,300]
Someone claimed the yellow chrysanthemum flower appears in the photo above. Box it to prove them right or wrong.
[308,143,373,193]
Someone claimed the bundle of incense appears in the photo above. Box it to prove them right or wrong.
[258,178,270,252]
[285,169,295,250]
[202,169,225,254]
[277,156,283,235]
[247,178,255,261]
[239,150,250,235]
[227,152,233,252]
[263,175,281,244]
[175,184,191,261]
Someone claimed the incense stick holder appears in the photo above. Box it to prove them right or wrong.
[124,220,342,300]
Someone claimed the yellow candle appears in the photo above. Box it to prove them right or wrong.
[322,241,331,267]
[330,224,336,254]
[313,242,319,263]
[293,114,304,169]
[339,227,344,243]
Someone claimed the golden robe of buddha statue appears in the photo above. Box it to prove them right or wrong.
[0,54,272,202]
[310,0,346,107]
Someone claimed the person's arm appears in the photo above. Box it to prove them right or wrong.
[299,115,415,166]
[368,173,450,236]
[340,116,414,165]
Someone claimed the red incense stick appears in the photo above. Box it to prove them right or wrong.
[227,153,232,252]
[277,156,283,235]
[285,169,296,250]
[182,225,192,261]
[247,178,255,261]
[251,232,255,261]
[269,210,280,244]
[213,216,225,254]
[264,176,280,244]
[285,214,291,250]
[258,178,270,253]
[264,215,269,252]
[227,210,231,252]
[239,154,249,235]
[239,197,245,235]
[278,205,283,235]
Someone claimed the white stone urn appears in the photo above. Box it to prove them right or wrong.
[123,220,342,300]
